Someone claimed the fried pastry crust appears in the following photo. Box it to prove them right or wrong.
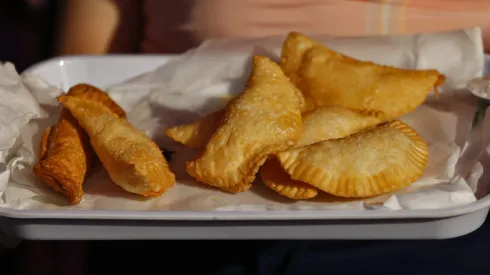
[166,109,225,149]
[277,120,429,198]
[33,110,92,204]
[294,106,382,148]
[280,32,445,117]
[260,158,318,200]
[66,83,126,118]
[169,105,382,150]
[186,56,304,193]
[58,95,176,197]
[33,84,125,204]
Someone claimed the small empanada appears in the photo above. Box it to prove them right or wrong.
[260,158,318,200]
[33,110,93,204]
[169,105,382,150]
[277,120,428,198]
[186,56,304,193]
[166,109,225,149]
[280,32,445,117]
[58,95,176,197]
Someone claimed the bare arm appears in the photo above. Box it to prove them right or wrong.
[482,24,490,53]
[55,0,139,55]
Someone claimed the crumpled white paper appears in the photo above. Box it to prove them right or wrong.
[0,28,489,212]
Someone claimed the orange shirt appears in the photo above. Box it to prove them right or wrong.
[136,0,490,53]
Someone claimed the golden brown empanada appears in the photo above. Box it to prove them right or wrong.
[280,32,446,117]
[186,56,304,193]
[66,83,126,118]
[260,106,380,199]
[57,95,176,197]
[33,84,126,204]
[33,110,93,204]
[294,106,382,148]
[260,158,318,200]
[277,120,428,198]
[168,105,382,150]
[166,109,225,149]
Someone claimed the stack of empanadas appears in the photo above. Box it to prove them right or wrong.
[34,84,175,204]
[167,32,444,201]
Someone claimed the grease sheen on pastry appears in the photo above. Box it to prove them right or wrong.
[166,109,225,149]
[277,120,428,198]
[58,95,176,198]
[33,84,126,204]
[280,32,445,117]
[186,56,304,193]
[260,158,318,200]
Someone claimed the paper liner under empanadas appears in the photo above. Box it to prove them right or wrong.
[186,56,304,193]
[260,158,318,200]
[279,32,446,117]
[33,84,126,204]
[277,120,428,198]
[57,95,176,198]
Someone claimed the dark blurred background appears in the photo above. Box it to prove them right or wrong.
[0,0,58,72]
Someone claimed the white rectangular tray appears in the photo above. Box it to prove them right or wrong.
[1,54,489,240]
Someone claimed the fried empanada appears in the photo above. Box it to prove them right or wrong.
[294,106,382,148]
[170,105,382,150]
[33,110,93,204]
[186,56,304,193]
[33,84,126,204]
[277,120,428,198]
[57,95,176,197]
[280,32,446,117]
[260,158,318,200]
[166,109,225,149]
[66,83,126,118]
[260,106,380,200]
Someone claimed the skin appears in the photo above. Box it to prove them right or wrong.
[56,0,490,55]
[56,0,139,55]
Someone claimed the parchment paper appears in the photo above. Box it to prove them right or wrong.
[0,28,488,211]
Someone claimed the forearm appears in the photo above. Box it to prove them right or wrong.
[482,25,490,53]
[55,0,120,55]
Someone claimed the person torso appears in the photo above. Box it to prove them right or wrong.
[141,0,490,53]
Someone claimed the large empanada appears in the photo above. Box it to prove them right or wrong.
[260,158,318,200]
[280,32,446,117]
[58,95,176,197]
[261,106,381,199]
[186,56,304,193]
[277,120,428,198]
[33,84,126,204]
